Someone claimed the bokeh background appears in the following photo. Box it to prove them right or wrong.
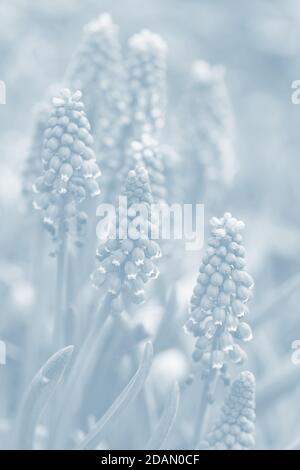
[1,0,300,450]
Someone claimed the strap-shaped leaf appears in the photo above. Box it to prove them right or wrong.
[286,437,300,450]
[146,382,180,450]
[16,345,74,449]
[76,341,153,450]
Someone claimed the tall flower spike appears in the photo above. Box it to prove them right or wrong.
[185,213,254,384]
[33,89,101,244]
[203,371,256,450]
[123,134,166,203]
[22,103,49,209]
[92,166,161,311]
[66,14,129,135]
[180,61,237,204]
[127,29,168,137]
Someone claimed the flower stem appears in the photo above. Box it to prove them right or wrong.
[194,377,211,449]
[49,294,113,449]
[194,329,221,449]
[24,218,46,384]
[15,345,74,449]
[54,217,68,350]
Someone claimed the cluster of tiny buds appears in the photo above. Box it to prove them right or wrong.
[191,60,226,84]
[125,134,166,203]
[182,60,236,194]
[124,166,153,206]
[127,29,167,135]
[79,13,127,101]
[128,29,168,55]
[203,371,256,450]
[91,167,161,310]
[70,13,121,95]
[89,15,130,166]
[84,12,118,36]
[185,213,254,382]
[191,61,236,187]
[32,89,101,242]
[69,14,130,183]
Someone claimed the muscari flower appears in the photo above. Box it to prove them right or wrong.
[203,371,256,450]
[185,213,254,383]
[66,13,129,136]
[180,61,237,203]
[91,166,161,312]
[126,29,167,137]
[123,134,166,203]
[33,89,101,246]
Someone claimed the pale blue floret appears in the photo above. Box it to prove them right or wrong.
[66,14,129,132]
[185,213,254,383]
[204,371,256,450]
[126,29,168,137]
[180,61,237,203]
[32,88,101,245]
[124,133,167,203]
[91,166,161,309]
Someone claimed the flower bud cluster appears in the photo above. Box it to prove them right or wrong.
[127,30,167,137]
[33,89,101,244]
[185,213,254,381]
[204,371,256,450]
[124,134,166,203]
[91,166,161,310]
[180,61,236,202]
[67,14,129,132]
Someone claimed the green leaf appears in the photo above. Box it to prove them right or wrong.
[76,341,153,450]
[146,382,180,450]
[15,345,74,449]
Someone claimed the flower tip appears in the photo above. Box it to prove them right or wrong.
[128,29,167,54]
[73,90,83,101]
[60,88,71,98]
[239,370,255,387]
[191,60,226,83]
[85,12,116,34]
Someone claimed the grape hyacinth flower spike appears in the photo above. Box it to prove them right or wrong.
[185,213,254,445]
[127,29,168,137]
[124,134,167,203]
[33,88,101,248]
[186,213,254,383]
[202,371,256,450]
[66,14,129,133]
[180,61,237,205]
[92,166,161,313]
[32,88,101,348]
[66,14,130,202]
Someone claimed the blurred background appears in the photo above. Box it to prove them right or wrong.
[1,0,300,450]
